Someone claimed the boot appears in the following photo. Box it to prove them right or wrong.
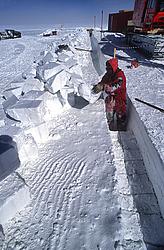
[106,111,115,130]
[117,113,127,131]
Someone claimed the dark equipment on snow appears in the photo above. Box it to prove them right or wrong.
[75,47,93,52]
[0,29,21,40]
[135,98,164,113]
[131,59,140,68]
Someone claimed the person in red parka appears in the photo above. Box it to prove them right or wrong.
[92,57,126,130]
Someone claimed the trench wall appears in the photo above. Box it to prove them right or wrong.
[127,97,164,218]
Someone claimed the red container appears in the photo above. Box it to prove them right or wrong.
[108,10,133,32]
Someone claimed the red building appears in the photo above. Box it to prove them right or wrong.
[108,10,133,33]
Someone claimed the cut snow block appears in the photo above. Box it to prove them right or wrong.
[57,52,70,62]
[90,35,106,75]
[18,133,38,163]
[4,83,22,98]
[2,94,18,110]
[40,92,64,120]
[36,64,44,82]
[0,173,30,225]
[10,73,26,84]
[20,90,44,100]
[70,75,83,89]
[51,70,70,93]
[42,51,57,64]
[22,78,43,93]
[7,99,44,126]
[67,92,75,107]
[0,143,20,182]
[25,123,49,144]
[0,107,5,127]
[21,90,63,121]
[4,130,39,164]
[64,58,77,69]
[68,64,83,77]
[3,89,19,100]
[43,63,64,80]
[78,83,100,103]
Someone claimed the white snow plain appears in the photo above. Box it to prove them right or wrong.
[0,28,164,250]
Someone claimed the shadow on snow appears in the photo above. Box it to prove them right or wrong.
[100,33,164,70]
[0,135,20,182]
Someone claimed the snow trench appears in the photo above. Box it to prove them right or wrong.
[127,97,164,219]
[91,31,164,223]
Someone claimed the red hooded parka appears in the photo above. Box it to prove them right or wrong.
[100,58,126,115]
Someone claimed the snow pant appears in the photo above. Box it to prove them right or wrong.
[105,95,126,130]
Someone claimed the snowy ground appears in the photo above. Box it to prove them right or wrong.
[0,28,164,250]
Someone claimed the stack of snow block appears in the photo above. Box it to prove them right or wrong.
[3,45,79,131]
[0,38,100,167]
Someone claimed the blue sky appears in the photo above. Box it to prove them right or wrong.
[0,0,135,29]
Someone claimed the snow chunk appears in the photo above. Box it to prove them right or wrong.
[0,173,30,225]
[43,63,64,81]
[42,51,57,64]
[7,99,44,126]
[18,133,38,163]
[50,70,70,94]
[2,94,18,110]
[78,83,101,103]
[22,78,43,94]
[0,104,5,127]
[25,123,50,144]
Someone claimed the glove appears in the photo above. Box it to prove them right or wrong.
[92,83,103,94]
[111,77,123,90]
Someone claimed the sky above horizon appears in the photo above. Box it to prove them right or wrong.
[0,0,135,29]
